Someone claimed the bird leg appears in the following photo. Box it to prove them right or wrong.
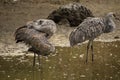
[90,40,94,62]
[37,54,41,69]
[86,40,91,63]
[37,54,43,80]
[33,53,36,67]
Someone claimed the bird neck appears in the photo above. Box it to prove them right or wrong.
[104,16,116,33]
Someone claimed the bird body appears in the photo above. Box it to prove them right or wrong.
[69,12,116,62]
[48,2,93,27]
[69,13,116,46]
[15,26,55,55]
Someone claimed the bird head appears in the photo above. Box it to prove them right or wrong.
[107,12,120,21]
[47,10,63,23]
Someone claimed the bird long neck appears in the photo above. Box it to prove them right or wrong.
[103,15,116,33]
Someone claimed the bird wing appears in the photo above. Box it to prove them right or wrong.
[69,17,104,46]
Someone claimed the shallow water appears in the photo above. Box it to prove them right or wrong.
[0,1,120,80]
[0,41,120,80]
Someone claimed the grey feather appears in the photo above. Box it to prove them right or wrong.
[69,12,116,46]
[26,19,57,39]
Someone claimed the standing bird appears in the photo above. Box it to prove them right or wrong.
[15,19,57,67]
[47,2,94,27]
[69,12,119,62]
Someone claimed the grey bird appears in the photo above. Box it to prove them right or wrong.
[47,2,94,27]
[69,12,119,62]
[15,19,56,67]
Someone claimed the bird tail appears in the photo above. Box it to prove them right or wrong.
[14,26,27,43]
[69,30,76,46]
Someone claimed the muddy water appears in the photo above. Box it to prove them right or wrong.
[0,41,120,80]
[0,1,120,80]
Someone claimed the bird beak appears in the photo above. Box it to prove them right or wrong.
[113,14,120,21]
[115,17,120,21]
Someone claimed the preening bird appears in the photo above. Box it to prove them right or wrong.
[47,2,94,27]
[69,12,119,62]
[15,19,56,67]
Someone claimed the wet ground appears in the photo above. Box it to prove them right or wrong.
[0,0,120,80]
[0,41,120,80]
